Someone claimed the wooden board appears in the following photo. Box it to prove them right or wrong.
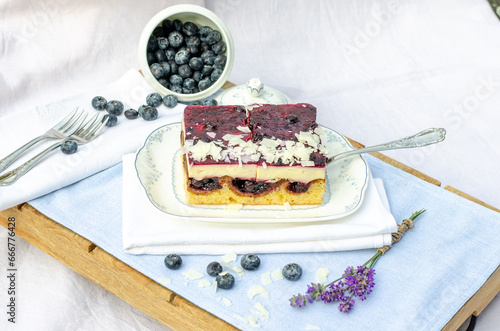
[0,123,498,331]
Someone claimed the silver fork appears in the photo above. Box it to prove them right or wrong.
[0,107,87,173]
[0,113,109,186]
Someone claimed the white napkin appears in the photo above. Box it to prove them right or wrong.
[0,70,185,211]
[122,153,398,255]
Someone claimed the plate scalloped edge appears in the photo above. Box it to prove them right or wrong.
[134,122,370,224]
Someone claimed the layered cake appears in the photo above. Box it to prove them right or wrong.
[181,103,329,205]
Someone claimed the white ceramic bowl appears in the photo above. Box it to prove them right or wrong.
[138,4,234,102]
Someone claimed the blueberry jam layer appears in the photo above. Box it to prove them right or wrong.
[287,181,310,193]
[189,177,222,191]
[232,179,271,195]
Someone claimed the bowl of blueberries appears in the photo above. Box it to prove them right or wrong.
[138,4,234,102]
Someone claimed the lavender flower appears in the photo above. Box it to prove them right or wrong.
[289,209,426,314]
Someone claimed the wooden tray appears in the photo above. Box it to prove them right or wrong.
[0,88,499,330]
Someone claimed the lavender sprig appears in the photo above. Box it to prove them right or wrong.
[290,209,426,313]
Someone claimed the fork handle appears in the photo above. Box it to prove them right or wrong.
[0,141,63,186]
[0,136,48,173]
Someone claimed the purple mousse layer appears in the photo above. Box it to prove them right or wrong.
[248,103,318,142]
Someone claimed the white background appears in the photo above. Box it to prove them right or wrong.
[0,0,499,330]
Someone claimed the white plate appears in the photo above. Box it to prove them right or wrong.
[135,122,369,223]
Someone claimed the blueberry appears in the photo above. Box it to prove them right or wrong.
[165,48,176,61]
[286,115,299,124]
[186,45,199,56]
[91,96,107,110]
[61,140,77,154]
[163,94,178,108]
[159,62,171,76]
[170,84,183,94]
[164,254,182,270]
[282,263,302,281]
[203,98,218,106]
[192,71,202,82]
[198,77,212,91]
[206,261,223,276]
[153,26,166,38]
[147,52,156,65]
[147,35,158,51]
[137,104,147,117]
[106,100,124,116]
[162,19,174,34]
[206,30,221,45]
[212,40,226,55]
[182,21,199,37]
[175,49,190,65]
[178,64,192,79]
[146,92,163,107]
[200,42,210,52]
[199,26,213,42]
[210,68,223,82]
[170,74,183,86]
[168,31,184,48]
[141,106,158,121]
[168,60,178,75]
[124,109,139,119]
[157,36,169,50]
[214,54,227,70]
[189,57,203,71]
[150,63,164,79]
[240,254,260,271]
[193,100,204,105]
[201,65,214,76]
[201,50,215,65]
[173,19,183,32]
[182,87,194,94]
[216,272,235,289]
[204,122,217,131]
[186,35,201,48]
[155,49,167,62]
[183,78,196,90]
[103,114,117,127]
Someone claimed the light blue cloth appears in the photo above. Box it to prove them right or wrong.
[29,155,500,330]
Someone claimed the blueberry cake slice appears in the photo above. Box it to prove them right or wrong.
[181,103,328,205]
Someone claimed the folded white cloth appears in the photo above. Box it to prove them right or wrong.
[0,70,184,211]
[122,153,398,254]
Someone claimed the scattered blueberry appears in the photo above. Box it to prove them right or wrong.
[216,272,235,289]
[103,114,117,127]
[240,254,260,271]
[91,96,107,110]
[164,254,182,270]
[282,263,302,281]
[146,92,163,107]
[61,140,77,154]
[124,109,139,119]
[163,95,178,108]
[137,104,148,117]
[203,98,218,106]
[106,100,124,116]
[206,261,223,276]
[141,106,158,121]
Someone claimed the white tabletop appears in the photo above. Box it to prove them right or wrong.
[0,0,498,330]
